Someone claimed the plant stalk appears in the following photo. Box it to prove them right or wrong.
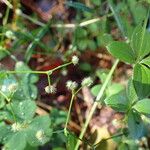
[64,93,75,135]
[74,59,119,150]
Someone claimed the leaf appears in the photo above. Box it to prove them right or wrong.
[66,132,77,150]
[0,96,5,109]
[75,28,87,38]
[104,90,129,112]
[133,98,150,114]
[27,115,52,146]
[0,74,17,98]
[106,83,124,97]
[66,2,93,13]
[79,63,92,72]
[128,0,147,24]
[25,22,51,63]
[5,132,26,150]
[127,110,145,139]
[96,69,110,83]
[50,109,67,127]
[131,25,150,60]
[77,39,88,50]
[10,100,36,121]
[100,34,113,47]
[127,79,138,104]
[87,40,97,50]
[118,143,129,150]
[133,63,150,98]
[0,122,11,143]
[107,41,135,64]
[14,62,38,100]
[141,56,150,68]
[91,84,102,97]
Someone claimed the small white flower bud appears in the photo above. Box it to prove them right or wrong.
[35,130,47,143]
[11,123,22,132]
[66,80,78,91]
[5,30,16,40]
[16,61,24,68]
[81,77,93,87]
[45,85,56,94]
[72,55,79,65]
[15,9,22,15]
[8,83,18,93]
[61,69,68,76]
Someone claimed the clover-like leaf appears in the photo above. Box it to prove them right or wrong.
[5,132,26,150]
[27,115,52,146]
[104,90,129,112]
[141,56,150,68]
[8,100,36,121]
[107,41,135,64]
[133,98,150,115]
[133,63,150,98]
[131,25,150,61]
[127,110,145,139]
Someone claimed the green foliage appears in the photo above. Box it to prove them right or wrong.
[107,41,135,64]
[104,90,128,112]
[0,0,150,149]
[133,98,150,115]
[66,2,93,13]
[133,63,150,98]
[106,20,150,144]
[66,132,77,150]
[127,110,145,139]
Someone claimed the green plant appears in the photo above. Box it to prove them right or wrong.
[0,0,150,150]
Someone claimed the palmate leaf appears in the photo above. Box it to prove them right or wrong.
[27,115,52,146]
[107,41,136,64]
[133,98,150,115]
[13,61,38,101]
[131,25,150,61]
[127,79,138,104]
[2,115,52,149]
[104,90,129,112]
[8,100,37,121]
[127,110,145,139]
[107,23,150,64]
[141,56,150,68]
[66,132,77,150]
[133,63,150,98]
[5,132,26,150]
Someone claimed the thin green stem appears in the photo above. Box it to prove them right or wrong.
[69,131,93,148]
[108,0,126,38]
[20,11,113,28]
[6,62,72,75]
[19,12,45,27]
[1,49,18,62]
[6,70,46,74]
[52,129,64,134]
[64,86,83,135]
[64,93,75,135]
[0,90,16,122]
[74,59,119,150]
[74,87,82,95]
[9,102,17,123]
[0,90,10,102]
[49,62,72,73]
[93,133,124,148]
[47,74,51,86]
